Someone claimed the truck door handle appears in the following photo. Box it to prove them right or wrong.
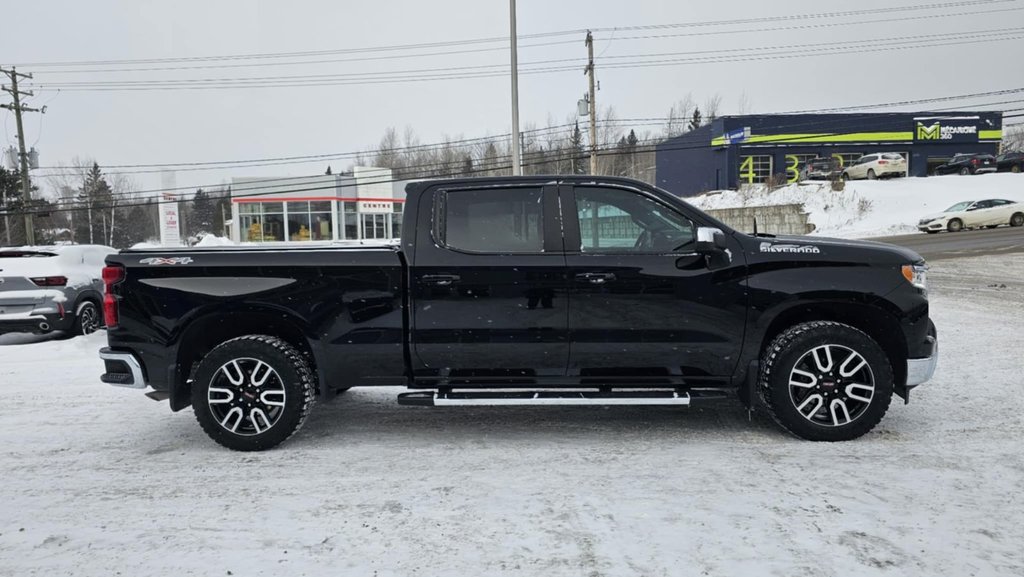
[420,274,461,287]
[575,272,616,285]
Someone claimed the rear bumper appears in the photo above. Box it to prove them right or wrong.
[99,347,148,389]
[975,167,997,174]
[0,311,71,334]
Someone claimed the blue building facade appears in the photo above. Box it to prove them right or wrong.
[656,112,1004,197]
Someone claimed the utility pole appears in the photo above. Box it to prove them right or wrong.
[509,0,522,176]
[1,66,44,245]
[584,31,597,175]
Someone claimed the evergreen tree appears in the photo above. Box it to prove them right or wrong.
[569,122,587,174]
[189,189,216,236]
[78,163,113,244]
[688,107,703,132]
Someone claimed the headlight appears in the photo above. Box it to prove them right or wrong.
[902,263,928,293]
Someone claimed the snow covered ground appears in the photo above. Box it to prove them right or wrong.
[689,173,1024,238]
[1,255,1023,576]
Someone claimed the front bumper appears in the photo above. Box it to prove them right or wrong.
[906,333,937,387]
[99,347,148,389]
[917,221,945,232]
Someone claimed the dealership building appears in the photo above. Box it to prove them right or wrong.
[229,167,407,243]
[656,112,1004,196]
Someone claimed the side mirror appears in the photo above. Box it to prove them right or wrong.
[695,227,728,251]
[690,227,731,270]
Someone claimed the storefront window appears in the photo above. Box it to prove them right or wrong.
[310,201,332,240]
[338,202,358,240]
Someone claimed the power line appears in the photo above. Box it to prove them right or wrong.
[30,28,1018,88]
[9,0,1003,69]
[26,6,1022,77]
[26,31,1021,92]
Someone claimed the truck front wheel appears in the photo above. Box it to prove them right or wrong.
[191,335,316,451]
[759,321,893,441]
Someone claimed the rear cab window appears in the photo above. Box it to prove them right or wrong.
[438,187,544,254]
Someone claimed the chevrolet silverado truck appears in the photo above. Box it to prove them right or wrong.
[99,176,937,451]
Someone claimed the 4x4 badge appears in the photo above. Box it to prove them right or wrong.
[140,257,194,265]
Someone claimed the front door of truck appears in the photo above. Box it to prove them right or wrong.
[561,185,747,382]
[409,184,568,382]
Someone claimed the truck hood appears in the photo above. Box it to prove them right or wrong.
[754,234,925,265]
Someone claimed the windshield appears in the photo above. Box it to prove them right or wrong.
[943,202,972,212]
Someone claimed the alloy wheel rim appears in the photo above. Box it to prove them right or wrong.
[80,305,100,334]
[208,358,287,436]
[788,344,875,427]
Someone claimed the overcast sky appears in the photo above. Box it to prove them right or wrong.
[3,0,1022,195]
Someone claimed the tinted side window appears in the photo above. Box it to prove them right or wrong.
[575,187,694,253]
[441,188,543,253]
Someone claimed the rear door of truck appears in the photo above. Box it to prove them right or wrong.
[406,182,568,382]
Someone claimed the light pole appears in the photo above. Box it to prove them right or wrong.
[509,0,522,176]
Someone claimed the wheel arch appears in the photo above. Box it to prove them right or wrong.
[170,308,324,412]
[756,301,908,392]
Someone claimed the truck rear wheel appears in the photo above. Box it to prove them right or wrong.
[191,335,316,451]
[759,321,893,441]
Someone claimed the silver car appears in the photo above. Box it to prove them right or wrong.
[0,245,115,336]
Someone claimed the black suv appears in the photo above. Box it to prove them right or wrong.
[996,151,1024,173]
[798,157,842,181]
[934,153,997,175]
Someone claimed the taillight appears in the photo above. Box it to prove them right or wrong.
[30,276,68,287]
[971,158,980,165]
[102,265,126,328]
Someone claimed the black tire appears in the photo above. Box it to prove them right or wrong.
[947,218,964,233]
[1011,212,1024,227]
[191,335,316,451]
[959,167,971,176]
[1012,164,1021,174]
[759,321,893,442]
[841,172,851,181]
[867,169,877,180]
[72,301,102,336]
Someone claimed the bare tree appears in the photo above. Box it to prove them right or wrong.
[704,93,723,122]
[1002,124,1024,152]
[736,91,753,115]
[664,93,695,138]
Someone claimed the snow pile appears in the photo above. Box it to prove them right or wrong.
[689,173,1024,238]
[195,234,235,247]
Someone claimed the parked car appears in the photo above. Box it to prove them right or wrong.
[101,176,937,450]
[917,199,1024,233]
[0,245,115,336]
[841,153,908,180]
[996,151,1024,173]
[798,157,842,181]
[934,153,997,175]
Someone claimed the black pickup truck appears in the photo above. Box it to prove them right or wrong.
[99,176,937,450]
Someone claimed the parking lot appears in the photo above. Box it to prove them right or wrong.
[1,254,1022,577]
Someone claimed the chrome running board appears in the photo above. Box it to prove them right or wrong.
[397,390,692,407]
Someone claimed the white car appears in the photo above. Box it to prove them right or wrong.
[841,153,908,180]
[917,199,1024,233]
[0,244,116,335]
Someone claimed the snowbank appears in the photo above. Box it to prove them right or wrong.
[195,234,235,247]
[689,173,1024,238]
